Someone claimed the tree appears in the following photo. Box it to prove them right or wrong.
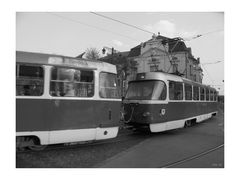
[85,47,100,60]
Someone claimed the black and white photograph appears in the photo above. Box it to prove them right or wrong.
[16,11,224,168]
[2,0,240,178]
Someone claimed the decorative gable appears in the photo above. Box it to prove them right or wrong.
[140,47,168,58]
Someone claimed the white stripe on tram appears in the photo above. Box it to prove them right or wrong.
[150,111,218,133]
[16,127,119,145]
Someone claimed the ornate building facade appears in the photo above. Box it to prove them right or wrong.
[128,34,203,83]
[100,34,203,97]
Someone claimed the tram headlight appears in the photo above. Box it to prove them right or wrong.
[142,111,153,121]
[143,112,151,117]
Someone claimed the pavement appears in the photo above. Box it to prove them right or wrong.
[95,110,224,168]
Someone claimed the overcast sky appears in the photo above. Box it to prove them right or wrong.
[16,12,224,94]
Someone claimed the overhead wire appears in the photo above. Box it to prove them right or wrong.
[182,29,223,41]
[48,12,222,87]
[201,61,222,65]
[47,12,139,42]
[175,29,223,85]
[48,12,223,44]
[201,64,215,86]
[90,12,155,35]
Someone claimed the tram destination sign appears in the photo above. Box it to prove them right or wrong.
[48,57,89,67]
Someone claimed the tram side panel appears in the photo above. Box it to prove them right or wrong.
[96,100,121,128]
[124,101,218,132]
[153,102,218,124]
[46,99,120,144]
[47,99,97,130]
[95,100,121,140]
[45,100,121,130]
[165,102,204,122]
[124,102,207,125]
[16,99,50,132]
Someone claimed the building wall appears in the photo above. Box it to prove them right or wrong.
[141,39,169,54]
[130,38,202,83]
[170,52,187,75]
[133,47,188,78]
[135,48,171,73]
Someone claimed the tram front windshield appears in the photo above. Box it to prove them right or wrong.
[125,80,166,100]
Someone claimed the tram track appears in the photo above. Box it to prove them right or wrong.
[159,143,224,168]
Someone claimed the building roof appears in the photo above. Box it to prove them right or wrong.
[118,51,130,57]
[99,51,129,61]
[127,35,188,58]
[128,45,141,57]
[168,40,187,52]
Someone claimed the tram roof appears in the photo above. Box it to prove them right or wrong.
[16,51,116,73]
[134,72,216,91]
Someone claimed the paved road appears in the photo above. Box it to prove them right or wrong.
[96,109,224,168]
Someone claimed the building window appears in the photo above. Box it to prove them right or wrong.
[99,72,120,99]
[193,86,200,100]
[50,67,94,97]
[190,65,192,76]
[214,91,218,101]
[184,83,192,100]
[150,64,158,72]
[16,64,44,96]
[172,64,178,73]
[169,81,183,100]
[194,74,197,82]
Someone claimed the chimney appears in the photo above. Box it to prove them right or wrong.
[197,57,200,64]
[188,48,192,54]
[152,34,156,40]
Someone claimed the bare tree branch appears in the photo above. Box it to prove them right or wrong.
[85,48,100,60]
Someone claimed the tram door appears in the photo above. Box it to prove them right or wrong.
[97,72,121,128]
[48,67,97,144]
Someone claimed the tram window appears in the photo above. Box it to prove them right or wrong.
[125,80,166,100]
[210,90,214,101]
[169,81,183,100]
[193,86,200,100]
[184,84,192,100]
[99,72,120,99]
[16,64,44,96]
[158,82,167,100]
[50,67,94,97]
[214,91,218,101]
[206,89,210,101]
[200,87,205,101]
[151,81,167,100]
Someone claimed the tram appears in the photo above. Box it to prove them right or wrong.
[16,51,121,150]
[123,72,218,132]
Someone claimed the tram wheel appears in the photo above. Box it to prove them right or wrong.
[184,120,192,127]
[17,147,27,152]
[28,145,47,151]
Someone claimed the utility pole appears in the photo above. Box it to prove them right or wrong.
[111,47,114,64]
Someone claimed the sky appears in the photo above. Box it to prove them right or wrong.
[16,12,224,94]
